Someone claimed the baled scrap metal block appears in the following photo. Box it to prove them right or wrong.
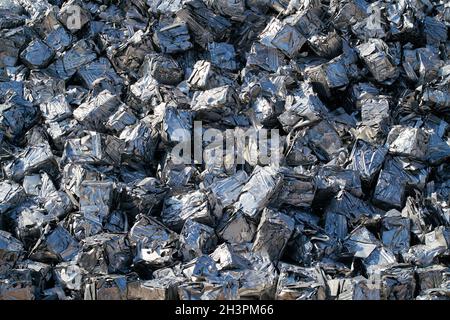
[416,289,450,301]
[161,105,192,145]
[259,18,306,58]
[0,10,25,31]
[276,263,327,300]
[19,39,54,69]
[0,269,35,300]
[218,211,257,244]
[1,0,449,302]
[57,0,91,31]
[350,82,380,108]
[285,8,324,38]
[360,247,397,274]
[386,126,429,160]
[232,166,283,221]
[83,275,128,300]
[76,58,123,93]
[350,139,387,183]
[61,163,105,199]
[47,40,97,80]
[119,120,158,164]
[140,54,183,86]
[248,96,281,127]
[383,157,429,192]
[315,166,362,198]
[425,226,449,251]
[187,60,233,90]
[356,39,399,84]
[5,142,56,181]
[191,85,239,121]
[252,208,295,262]
[0,231,23,274]
[39,94,72,123]
[285,135,317,166]
[79,181,114,224]
[66,212,105,242]
[30,225,79,263]
[344,226,397,273]
[0,38,20,68]
[344,226,379,259]
[176,0,231,49]
[129,75,160,106]
[0,81,25,102]
[269,23,306,58]
[186,255,220,281]
[402,244,445,267]
[210,243,249,271]
[236,266,278,299]
[246,43,286,72]
[53,263,85,291]
[14,201,52,249]
[0,180,25,214]
[332,0,369,29]
[120,177,167,218]
[127,277,185,300]
[73,90,121,131]
[381,209,411,255]
[178,277,239,300]
[272,170,315,208]
[204,0,246,19]
[360,96,390,134]
[76,233,132,275]
[373,169,406,210]
[0,100,37,142]
[16,260,52,293]
[306,121,343,162]
[306,45,358,98]
[158,155,194,190]
[153,22,193,54]
[179,219,217,262]
[129,216,179,268]
[426,131,450,165]
[207,170,248,217]
[207,42,237,70]
[44,26,72,53]
[423,16,447,45]
[325,211,348,240]
[63,131,123,166]
[337,276,381,300]
[162,190,212,232]
[401,195,429,242]
[416,265,448,293]
[308,31,343,58]
[103,210,128,234]
[305,59,349,98]
[380,267,416,300]
[105,105,137,134]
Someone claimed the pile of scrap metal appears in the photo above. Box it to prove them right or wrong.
[0,0,449,300]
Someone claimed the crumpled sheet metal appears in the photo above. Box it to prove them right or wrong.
[0,0,449,301]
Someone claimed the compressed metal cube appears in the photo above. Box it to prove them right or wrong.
[162,190,212,232]
[153,22,193,54]
[19,39,54,69]
[232,166,283,220]
[252,208,295,262]
[129,216,179,268]
[207,42,237,70]
[276,263,327,300]
[0,231,23,274]
[179,219,217,262]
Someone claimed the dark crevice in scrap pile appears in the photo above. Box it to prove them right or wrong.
[0,0,450,300]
